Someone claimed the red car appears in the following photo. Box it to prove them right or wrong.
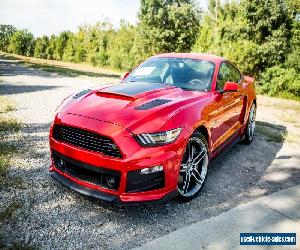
[49,53,256,204]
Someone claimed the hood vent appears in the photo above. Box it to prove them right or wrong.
[96,92,136,101]
[135,99,171,110]
[73,89,92,99]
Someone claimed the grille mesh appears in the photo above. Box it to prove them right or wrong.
[53,125,122,158]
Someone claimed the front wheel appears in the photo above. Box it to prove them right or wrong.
[242,103,256,144]
[177,132,209,201]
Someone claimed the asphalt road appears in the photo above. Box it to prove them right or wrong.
[1,55,300,249]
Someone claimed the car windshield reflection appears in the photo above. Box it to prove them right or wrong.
[125,57,215,91]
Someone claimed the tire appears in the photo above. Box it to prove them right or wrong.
[242,103,256,144]
[177,131,209,201]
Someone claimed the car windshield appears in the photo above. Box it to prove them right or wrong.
[125,57,215,91]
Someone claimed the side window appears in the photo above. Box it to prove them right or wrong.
[217,63,241,90]
[217,63,230,90]
[227,64,241,83]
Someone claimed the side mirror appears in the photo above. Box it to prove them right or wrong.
[223,81,238,92]
[120,72,130,82]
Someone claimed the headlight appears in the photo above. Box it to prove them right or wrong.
[135,128,182,146]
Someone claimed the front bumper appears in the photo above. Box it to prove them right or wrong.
[51,171,178,205]
[49,113,188,203]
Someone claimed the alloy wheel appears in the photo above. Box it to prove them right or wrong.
[177,137,208,198]
[248,105,256,141]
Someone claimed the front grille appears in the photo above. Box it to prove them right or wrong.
[52,150,121,190]
[53,125,122,158]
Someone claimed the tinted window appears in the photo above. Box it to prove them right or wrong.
[217,63,241,90]
[228,64,241,83]
[125,57,215,91]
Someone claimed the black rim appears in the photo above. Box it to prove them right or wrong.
[177,137,208,197]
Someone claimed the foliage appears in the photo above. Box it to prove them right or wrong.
[0,24,16,51]
[53,31,72,60]
[259,66,300,99]
[45,35,57,60]
[34,36,49,59]
[8,29,34,56]
[193,0,299,99]
[136,0,201,59]
[286,16,300,72]
[193,0,294,75]
[241,0,293,69]
[107,20,136,70]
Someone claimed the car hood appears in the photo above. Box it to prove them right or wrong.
[58,82,208,134]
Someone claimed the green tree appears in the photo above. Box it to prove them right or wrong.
[53,31,72,60]
[107,20,136,70]
[136,0,201,59]
[73,29,86,63]
[242,0,293,69]
[8,29,34,56]
[83,21,115,66]
[286,3,300,72]
[193,0,294,75]
[34,36,49,59]
[45,35,56,60]
[63,33,76,62]
[0,24,17,52]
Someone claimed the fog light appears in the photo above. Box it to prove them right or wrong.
[140,166,163,175]
[106,176,116,188]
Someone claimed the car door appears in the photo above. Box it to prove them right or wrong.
[209,62,244,151]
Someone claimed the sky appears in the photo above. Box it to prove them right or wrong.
[0,0,207,37]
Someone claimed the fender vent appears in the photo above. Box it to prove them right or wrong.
[135,99,171,110]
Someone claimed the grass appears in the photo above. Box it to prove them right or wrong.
[0,96,16,113]
[24,62,119,78]
[0,52,120,79]
[0,95,21,185]
[0,202,22,223]
[279,114,299,124]
[258,95,300,111]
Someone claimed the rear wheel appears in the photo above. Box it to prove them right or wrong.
[177,132,208,201]
[242,103,256,144]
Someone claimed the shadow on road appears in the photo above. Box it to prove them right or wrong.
[0,84,60,95]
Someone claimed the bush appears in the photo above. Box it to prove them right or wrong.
[259,66,300,100]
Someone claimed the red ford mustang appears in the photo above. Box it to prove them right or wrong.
[49,53,256,204]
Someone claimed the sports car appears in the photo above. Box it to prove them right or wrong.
[49,53,256,204]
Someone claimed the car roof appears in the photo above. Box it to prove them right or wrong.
[151,53,225,63]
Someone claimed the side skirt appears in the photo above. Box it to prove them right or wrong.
[210,131,241,161]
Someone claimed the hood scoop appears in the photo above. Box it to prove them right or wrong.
[96,91,136,101]
[135,99,172,110]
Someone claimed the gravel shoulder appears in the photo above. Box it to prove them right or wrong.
[0,55,300,249]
